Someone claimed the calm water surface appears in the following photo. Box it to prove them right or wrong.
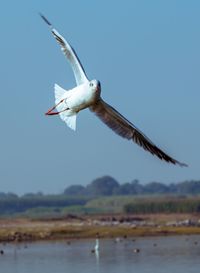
[0,235,200,273]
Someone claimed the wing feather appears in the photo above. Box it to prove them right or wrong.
[90,99,187,167]
[40,14,88,85]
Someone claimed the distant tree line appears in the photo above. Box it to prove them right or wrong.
[1,176,200,215]
[0,194,88,215]
[64,176,200,197]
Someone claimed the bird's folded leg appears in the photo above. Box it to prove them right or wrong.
[45,99,69,115]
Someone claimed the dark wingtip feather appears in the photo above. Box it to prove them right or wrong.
[176,161,188,167]
[39,13,52,27]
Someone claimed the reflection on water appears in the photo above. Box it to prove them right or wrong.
[0,235,200,273]
[94,249,100,269]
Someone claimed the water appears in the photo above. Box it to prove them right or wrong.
[0,235,200,273]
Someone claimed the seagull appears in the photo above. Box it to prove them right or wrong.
[40,14,187,167]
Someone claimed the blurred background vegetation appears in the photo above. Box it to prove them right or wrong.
[1,176,200,218]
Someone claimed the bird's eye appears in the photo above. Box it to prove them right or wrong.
[89,82,93,87]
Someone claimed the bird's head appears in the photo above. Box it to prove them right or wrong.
[89,79,101,95]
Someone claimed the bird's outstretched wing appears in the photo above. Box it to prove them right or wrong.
[90,99,187,167]
[40,14,88,85]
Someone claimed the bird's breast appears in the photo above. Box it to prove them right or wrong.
[67,85,100,112]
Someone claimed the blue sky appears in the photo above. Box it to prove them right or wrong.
[0,0,199,194]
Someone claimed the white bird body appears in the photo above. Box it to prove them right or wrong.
[55,81,100,113]
[95,238,99,252]
[41,14,187,167]
[48,80,101,130]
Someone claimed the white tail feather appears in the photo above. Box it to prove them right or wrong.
[54,84,67,103]
[54,83,77,131]
[59,113,77,130]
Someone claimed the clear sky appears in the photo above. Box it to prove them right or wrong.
[0,0,199,195]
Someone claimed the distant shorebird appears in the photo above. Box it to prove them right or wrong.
[133,248,140,253]
[40,14,187,167]
[91,238,99,254]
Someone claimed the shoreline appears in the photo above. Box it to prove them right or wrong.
[0,216,200,242]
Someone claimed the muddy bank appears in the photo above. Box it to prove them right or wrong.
[0,214,200,242]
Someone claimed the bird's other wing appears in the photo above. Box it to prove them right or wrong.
[90,99,187,167]
[40,14,88,86]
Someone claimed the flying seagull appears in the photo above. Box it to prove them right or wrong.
[40,14,187,167]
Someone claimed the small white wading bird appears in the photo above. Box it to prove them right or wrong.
[41,14,187,167]
[91,238,99,254]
